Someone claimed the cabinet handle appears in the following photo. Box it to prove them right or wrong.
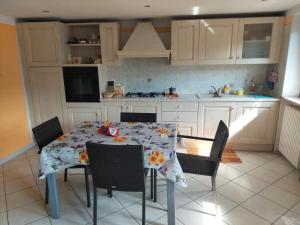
[176,115,181,120]
[176,105,181,109]
[229,56,233,59]
[236,56,240,59]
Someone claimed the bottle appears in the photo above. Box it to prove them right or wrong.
[249,80,256,93]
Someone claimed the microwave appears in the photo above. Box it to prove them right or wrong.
[63,67,100,102]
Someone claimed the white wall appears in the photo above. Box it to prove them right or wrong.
[282,15,300,97]
[0,14,15,25]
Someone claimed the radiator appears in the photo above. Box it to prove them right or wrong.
[279,105,300,168]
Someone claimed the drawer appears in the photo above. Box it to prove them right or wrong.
[162,111,197,123]
[162,102,198,111]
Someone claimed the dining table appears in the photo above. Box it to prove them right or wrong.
[39,121,187,225]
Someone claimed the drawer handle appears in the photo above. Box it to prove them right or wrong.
[176,115,181,119]
[176,105,181,109]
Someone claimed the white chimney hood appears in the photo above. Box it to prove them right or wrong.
[117,22,170,58]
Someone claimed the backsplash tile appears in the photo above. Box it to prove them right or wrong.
[107,58,269,94]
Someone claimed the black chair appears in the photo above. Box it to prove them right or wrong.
[120,112,157,202]
[177,120,229,191]
[86,143,146,225]
[32,117,91,207]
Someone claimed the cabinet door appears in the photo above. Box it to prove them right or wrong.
[236,17,284,64]
[198,102,236,139]
[126,102,161,121]
[177,123,198,136]
[100,23,119,64]
[233,102,278,144]
[101,102,125,122]
[199,19,238,64]
[20,22,62,66]
[28,67,64,127]
[67,108,101,129]
[171,20,200,65]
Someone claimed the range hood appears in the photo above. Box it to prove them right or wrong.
[117,22,170,58]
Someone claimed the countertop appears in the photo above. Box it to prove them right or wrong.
[101,94,280,102]
[283,97,300,107]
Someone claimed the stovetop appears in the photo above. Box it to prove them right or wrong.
[125,92,166,98]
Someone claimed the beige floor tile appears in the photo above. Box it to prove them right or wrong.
[27,217,52,225]
[0,196,6,213]
[26,147,39,158]
[50,205,92,225]
[177,178,211,200]
[234,174,270,193]
[151,215,184,225]
[195,192,237,216]
[228,160,258,173]
[114,191,145,208]
[217,182,255,204]
[86,196,123,219]
[0,183,4,196]
[291,201,300,215]
[254,152,280,161]
[240,154,270,166]
[242,195,287,223]
[274,211,300,225]
[127,199,166,224]
[157,189,191,209]
[248,166,283,183]
[5,175,36,194]
[274,177,300,197]
[259,186,300,209]
[263,161,294,176]
[100,209,138,225]
[222,206,270,225]
[6,186,41,210]
[218,164,245,180]
[7,200,47,225]
[286,170,300,182]
[177,202,227,225]
[3,166,33,183]
[0,212,8,225]
[194,174,229,189]
[2,158,29,172]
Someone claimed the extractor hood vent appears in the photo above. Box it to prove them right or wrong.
[117,22,170,58]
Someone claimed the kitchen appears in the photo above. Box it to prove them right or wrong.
[1,1,300,225]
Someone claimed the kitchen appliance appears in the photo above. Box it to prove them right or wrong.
[125,92,165,98]
[107,81,115,92]
[168,87,176,95]
[63,67,100,102]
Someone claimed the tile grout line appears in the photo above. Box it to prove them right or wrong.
[1,164,10,225]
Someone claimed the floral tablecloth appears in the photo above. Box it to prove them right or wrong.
[39,121,187,187]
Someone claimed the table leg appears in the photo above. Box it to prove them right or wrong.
[167,179,175,225]
[46,173,60,218]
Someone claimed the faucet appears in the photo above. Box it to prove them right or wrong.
[211,85,221,97]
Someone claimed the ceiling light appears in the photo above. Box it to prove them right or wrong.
[144,5,151,8]
[192,6,200,15]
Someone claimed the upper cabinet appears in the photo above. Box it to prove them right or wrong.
[199,19,238,64]
[19,22,66,67]
[100,23,119,64]
[171,17,284,65]
[171,20,200,65]
[236,17,284,64]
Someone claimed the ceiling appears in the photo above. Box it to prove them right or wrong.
[0,0,300,20]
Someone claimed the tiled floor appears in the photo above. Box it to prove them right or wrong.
[1,148,300,225]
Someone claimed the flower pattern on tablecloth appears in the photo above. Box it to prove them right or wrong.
[39,121,187,187]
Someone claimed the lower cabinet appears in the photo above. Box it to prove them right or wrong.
[177,123,198,136]
[198,102,237,139]
[232,102,279,145]
[28,67,64,127]
[101,102,125,122]
[67,108,101,129]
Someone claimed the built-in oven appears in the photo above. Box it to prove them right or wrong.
[63,67,100,103]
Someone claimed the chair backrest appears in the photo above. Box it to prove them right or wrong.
[32,117,63,154]
[120,112,156,123]
[210,120,229,161]
[86,142,145,192]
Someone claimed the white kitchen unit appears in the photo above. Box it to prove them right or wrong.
[236,17,284,64]
[28,67,64,127]
[171,17,284,65]
[18,22,67,67]
[100,22,120,64]
[67,107,101,129]
[199,19,238,64]
[101,101,161,122]
[171,20,200,65]
[198,102,237,139]
[231,102,279,148]
[161,102,198,136]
